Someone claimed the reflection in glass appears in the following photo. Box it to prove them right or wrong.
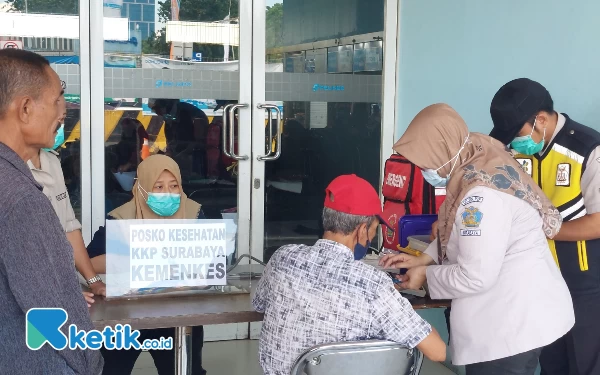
[0,1,83,222]
[262,0,384,262]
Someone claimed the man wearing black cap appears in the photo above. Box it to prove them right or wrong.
[490,78,600,375]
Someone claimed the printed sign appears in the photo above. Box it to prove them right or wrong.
[364,45,382,71]
[312,84,344,92]
[155,80,193,88]
[1,40,23,49]
[128,223,227,288]
[106,219,236,297]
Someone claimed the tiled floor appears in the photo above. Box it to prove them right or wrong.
[131,339,457,375]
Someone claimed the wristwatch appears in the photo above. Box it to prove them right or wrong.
[86,275,103,287]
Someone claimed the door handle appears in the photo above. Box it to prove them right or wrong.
[226,104,249,161]
[222,104,236,159]
[257,104,282,161]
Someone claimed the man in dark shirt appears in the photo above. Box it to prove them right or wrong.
[0,49,103,374]
[148,99,208,153]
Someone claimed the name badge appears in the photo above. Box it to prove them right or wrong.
[556,163,571,186]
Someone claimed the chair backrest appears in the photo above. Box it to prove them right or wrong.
[289,340,423,375]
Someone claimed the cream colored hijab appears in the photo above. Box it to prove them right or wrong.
[109,154,201,220]
[393,104,561,262]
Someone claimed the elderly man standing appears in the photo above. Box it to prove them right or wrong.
[253,174,446,375]
[0,49,103,374]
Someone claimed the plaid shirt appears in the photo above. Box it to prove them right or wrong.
[252,239,432,375]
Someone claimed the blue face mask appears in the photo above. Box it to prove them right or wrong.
[510,118,546,155]
[422,135,470,188]
[353,228,371,260]
[421,169,448,188]
[43,124,64,152]
[138,184,181,217]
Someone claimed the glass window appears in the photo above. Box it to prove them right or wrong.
[143,4,154,22]
[129,4,142,22]
[144,23,151,41]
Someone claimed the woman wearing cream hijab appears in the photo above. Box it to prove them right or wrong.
[381,104,574,374]
[87,155,207,375]
[110,154,202,220]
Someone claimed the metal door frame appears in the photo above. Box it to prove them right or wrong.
[249,0,401,260]
[87,2,255,259]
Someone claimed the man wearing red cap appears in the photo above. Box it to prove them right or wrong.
[252,174,446,375]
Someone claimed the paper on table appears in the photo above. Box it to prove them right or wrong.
[361,258,401,274]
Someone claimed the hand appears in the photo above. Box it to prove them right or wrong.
[397,266,428,290]
[82,292,95,308]
[89,281,106,297]
[430,220,439,242]
[379,252,434,269]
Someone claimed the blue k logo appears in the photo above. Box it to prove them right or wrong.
[26,308,68,350]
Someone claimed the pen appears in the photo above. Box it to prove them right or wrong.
[396,245,422,257]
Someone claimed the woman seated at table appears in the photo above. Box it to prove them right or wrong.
[87,154,206,375]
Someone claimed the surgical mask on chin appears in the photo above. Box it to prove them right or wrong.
[43,124,65,152]
[422,134,470,188]
[353,228,371,260]
[138,185,181,217]
[511,118,546,155]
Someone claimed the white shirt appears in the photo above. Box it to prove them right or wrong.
[28,150,81,233]
[542,113,600,214]
[424,186,574,365]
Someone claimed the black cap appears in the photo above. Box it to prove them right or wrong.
[489,78,552,145]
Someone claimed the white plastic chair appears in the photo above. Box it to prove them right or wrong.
[289,340,423,375]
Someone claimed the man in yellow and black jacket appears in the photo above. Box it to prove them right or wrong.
[490,78,600,375]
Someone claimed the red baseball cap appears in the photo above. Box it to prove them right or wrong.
[324,174,392,228]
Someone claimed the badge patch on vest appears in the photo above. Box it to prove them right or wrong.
[460,206,483,236]
[516,158,533,176]
[555,163,571,186]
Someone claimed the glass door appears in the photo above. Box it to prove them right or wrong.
[251,0,389,263]
[95,0,252,249]
[0,0,90,240]
[90,0,254,340]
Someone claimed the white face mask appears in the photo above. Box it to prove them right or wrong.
[421,134,470,187]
